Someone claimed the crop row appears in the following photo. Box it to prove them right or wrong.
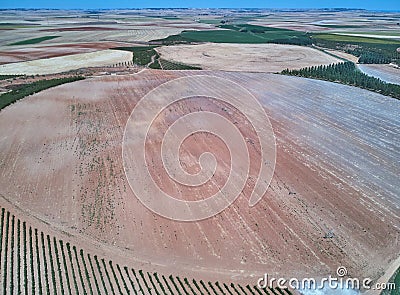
[0,206,292,294]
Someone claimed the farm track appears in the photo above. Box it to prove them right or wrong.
[0,69,398,289]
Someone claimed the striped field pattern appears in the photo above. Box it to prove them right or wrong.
[0,206,292,295]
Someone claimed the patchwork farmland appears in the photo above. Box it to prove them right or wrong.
[0,50,133,75]
[0,7,399,295]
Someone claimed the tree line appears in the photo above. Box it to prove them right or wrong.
[311,37,400,65]
[0,76,85,110]
[282,61,400,99]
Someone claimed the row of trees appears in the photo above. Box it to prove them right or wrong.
[357,51,393,64]
[311,36,400,65]
[270,36,312,46]
[0,76,85,110]
[282,61,400,99]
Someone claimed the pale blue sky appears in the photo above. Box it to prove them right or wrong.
[0,0,399,10]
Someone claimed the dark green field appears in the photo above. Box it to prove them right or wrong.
[113,46,158,66]
[153,24,311,45]
[311,33,400,64]
[9,36,60,46]
[115,46,201,70]
[158,59,201,70]
[197,19,223,24]
[0,75,21,81]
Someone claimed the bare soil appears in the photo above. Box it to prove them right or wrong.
[40,26,122,32]
[156,43,342,72]
[358,63,400,85]
[0,49,133,75]
[0,42,134,64]
[0,70,398,285]
[324,49,360,63]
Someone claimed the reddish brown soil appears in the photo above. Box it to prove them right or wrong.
[0,41,134,64]
[40,26,121,32]
[0,66,140,94]
[0,70,398,286]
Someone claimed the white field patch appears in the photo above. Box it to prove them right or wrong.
[333,32,400,40]
[156,43,342,72]
[0,49,133,75]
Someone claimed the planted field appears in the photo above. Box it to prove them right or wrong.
[0,75,20,80]
[153,25,311,45]
[117,46,201,69]
[0,24,184,47]
[114,46,159,66]
[0,70,398,286]
[312,33,400,44]
[219,24,312,44]
[0,41,134,65]
[0,204,281,295]
[0,8,399,294]
[158,58,201,70]
[0,49,133,75]
[156,43,341,72]
[29,27,185,44]
[333,32,400,40]
[9,36,60,46]
[310,33,400,64]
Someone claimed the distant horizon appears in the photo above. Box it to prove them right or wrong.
[0,7,395,10]
[1,0,399,11]
[1,7,400,13]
